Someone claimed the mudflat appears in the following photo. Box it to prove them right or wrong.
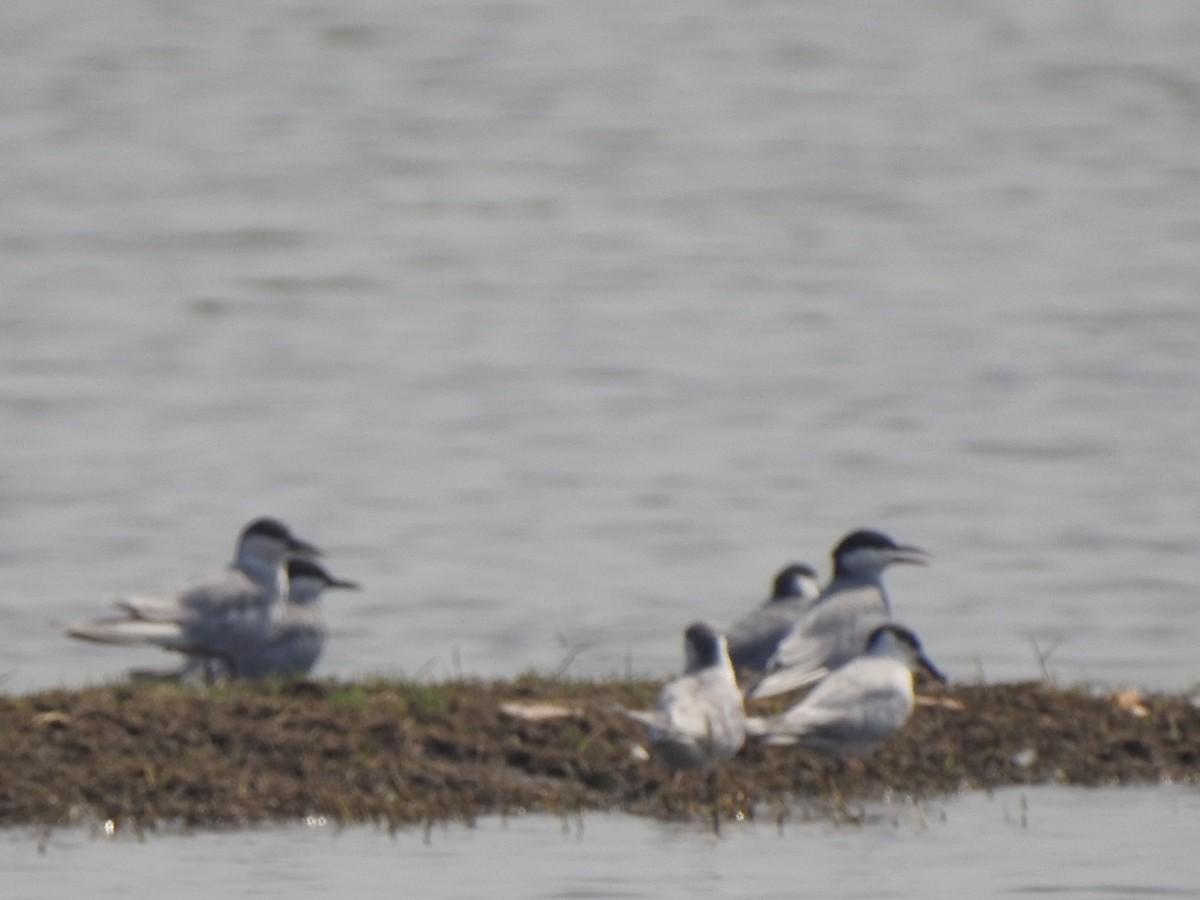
[1,677,1195,831]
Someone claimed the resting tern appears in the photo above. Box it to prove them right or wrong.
[624,622,746,771]
[66,517,320,672]
[726,563,823,674]
[747,530,928,700]
[221,556,359,679]
[747,623,946,756]
[130,556,359,681]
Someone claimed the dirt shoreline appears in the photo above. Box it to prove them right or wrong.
[1,677,1196,832]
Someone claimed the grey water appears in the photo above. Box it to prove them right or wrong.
[2,0,1199,894]
[5,787,1198,899]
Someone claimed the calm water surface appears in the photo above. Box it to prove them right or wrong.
[1,0,1199,895]
[4,787,1197,899]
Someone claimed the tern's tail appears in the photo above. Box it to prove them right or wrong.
[66,617,187,649]
[618,707,668,730]
[742,714,800,746]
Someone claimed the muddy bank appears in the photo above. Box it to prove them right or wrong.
[0,678,1196,831]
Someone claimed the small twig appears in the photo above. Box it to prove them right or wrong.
[551,634,593,680]
[971,656,987,684]
[1026,634,1064,683]
[412,658,438,681]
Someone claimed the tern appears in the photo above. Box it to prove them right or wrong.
[623,622,746,771]
[66,517,320,673]
[130,556,360,681]
[726,563,823,674]
[747,530,928,700]
[747,623,946,756]
[221,556,359,679]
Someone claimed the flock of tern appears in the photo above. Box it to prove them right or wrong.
[66,520,942,773]
[623,529,944,771]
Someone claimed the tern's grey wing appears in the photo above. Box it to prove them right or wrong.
[172,597,276,659]
[226,615,327,679]
[176,568,275,614]
[150,568,281,658]
[726,597,811,672]
[115,568,270,621]
[106,572,276,656]
[765,658,914,753]
[749,585,889,699]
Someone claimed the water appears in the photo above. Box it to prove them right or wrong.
[1,0,1199,893]
[5,787,1197,899]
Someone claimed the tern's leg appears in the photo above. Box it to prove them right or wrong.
[706,768,720,836]
[821,758,866,826]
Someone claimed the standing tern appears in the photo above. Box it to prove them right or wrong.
[623,622,746,771]
[726,563,823,674]
[747,530,928,700]
[66,517,320,672]
[747,623,946,755]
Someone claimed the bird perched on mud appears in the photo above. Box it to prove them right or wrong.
[747,623,946,756]
[747,529,928,700]
[129,556,360,682]
[66,517,320,677]
[220,556,359,679]
[725,562,823,674]
[623,622,746,771]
